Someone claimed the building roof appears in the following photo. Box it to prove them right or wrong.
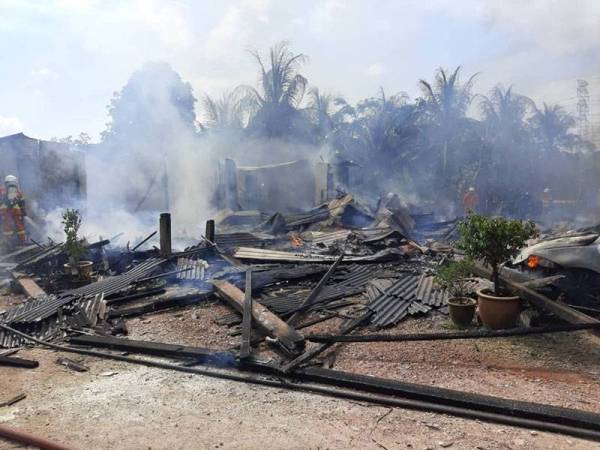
[0,132,32,142]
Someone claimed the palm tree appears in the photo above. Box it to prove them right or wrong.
[245,41,310,139]
[418,66,479,175]
[530,103,578,152]
[305,87,353,144]
[480,84,534,144]
[478,85,538,210]
[342,88,422,192]
[202,87,253,132]
[355,88,414,157]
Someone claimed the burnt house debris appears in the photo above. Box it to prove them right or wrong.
[2,187,600,443]
[214,157,353,212]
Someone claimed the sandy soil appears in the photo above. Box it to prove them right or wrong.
[2,296,600,449]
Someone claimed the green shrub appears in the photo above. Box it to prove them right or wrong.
[435,259,474,298]
[62,209,87,266]
[457,213,538,294]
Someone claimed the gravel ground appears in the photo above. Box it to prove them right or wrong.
[1,294,600,449]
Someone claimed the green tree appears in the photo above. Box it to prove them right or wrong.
[202,86,253,132]
[102,62,198,145]
[305,87,352,144]
[418,66,479,182]
[354,89,420,162]
[529,103,578,153]
[245,41,311,140]
[480,85,533,145]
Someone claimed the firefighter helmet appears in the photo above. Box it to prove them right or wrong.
[4,175,18,187]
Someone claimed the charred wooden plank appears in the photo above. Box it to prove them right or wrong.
[308,322,600,343]
[108,288,210,318]
[212,280,305,354]
[281,311,371,373]
[159,213,172,258]
[287,252,344,326]
[11,272,45,298]
[56,357,89,372]
[240,270,253,359]
[0,355,38,369]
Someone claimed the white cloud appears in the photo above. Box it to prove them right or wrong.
[429,0,600,55]
[204,0,271,60]
[30,67,59,79]
[366,63,383,77]
[0,116,23,136]
[309,0,346,34]
[134,0,193,48]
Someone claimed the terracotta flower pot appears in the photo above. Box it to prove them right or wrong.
[447,297,476,328]
[476,288,521,330]
[64,261,93,281]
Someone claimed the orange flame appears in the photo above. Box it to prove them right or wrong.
[527,255,540,269]
[291,234,304,248]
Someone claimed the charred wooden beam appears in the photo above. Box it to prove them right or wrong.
[212,280,305,354]
[108,288,210,318]
[307,322,600,343]
[281,311,371,373]
[0,355,39,369]
[205,220,216,245]
[159,213,172,258]
[11,272,45,298]
[240,270,253,359]
[131,231,157,252]
[287,252,344,326]
[67,335,233,365]
[5,323,600,442]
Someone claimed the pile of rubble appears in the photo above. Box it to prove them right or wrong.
[1,192,600,441]
[0,193,465,348]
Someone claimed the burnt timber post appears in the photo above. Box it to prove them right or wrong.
[205,219,215,244]
[240,269,253,359]
[159,213,172,258]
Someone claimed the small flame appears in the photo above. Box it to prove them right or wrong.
[291,234,304,248]
[527,255,540,269]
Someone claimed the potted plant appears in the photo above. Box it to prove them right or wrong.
[458,213,538,329]
[435,259,476,327]
[62,209,92,280]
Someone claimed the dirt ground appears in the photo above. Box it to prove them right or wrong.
[2,294,600,450]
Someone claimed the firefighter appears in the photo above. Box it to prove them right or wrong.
[463,186,478,215]
[0,175,27,248]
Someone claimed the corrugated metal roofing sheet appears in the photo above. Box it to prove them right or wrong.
[233,247,404,263]
[414,275,449,307]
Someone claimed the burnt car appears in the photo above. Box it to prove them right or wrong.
[505,231,600,307]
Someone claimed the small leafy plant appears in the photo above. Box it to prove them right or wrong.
[458,213,538,295]
[435,259,474,298]
[62,209,87,269]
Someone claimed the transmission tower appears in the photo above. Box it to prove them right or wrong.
[576,79,590,141]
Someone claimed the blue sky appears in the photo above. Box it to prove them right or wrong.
[0,0,598,141]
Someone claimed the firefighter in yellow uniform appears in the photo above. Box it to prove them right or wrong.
[0,175,27,249]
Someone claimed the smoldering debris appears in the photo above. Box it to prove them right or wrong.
[1,184,600,440]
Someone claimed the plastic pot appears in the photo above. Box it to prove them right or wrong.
[476,288,521,330]
[447,297,476,328]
